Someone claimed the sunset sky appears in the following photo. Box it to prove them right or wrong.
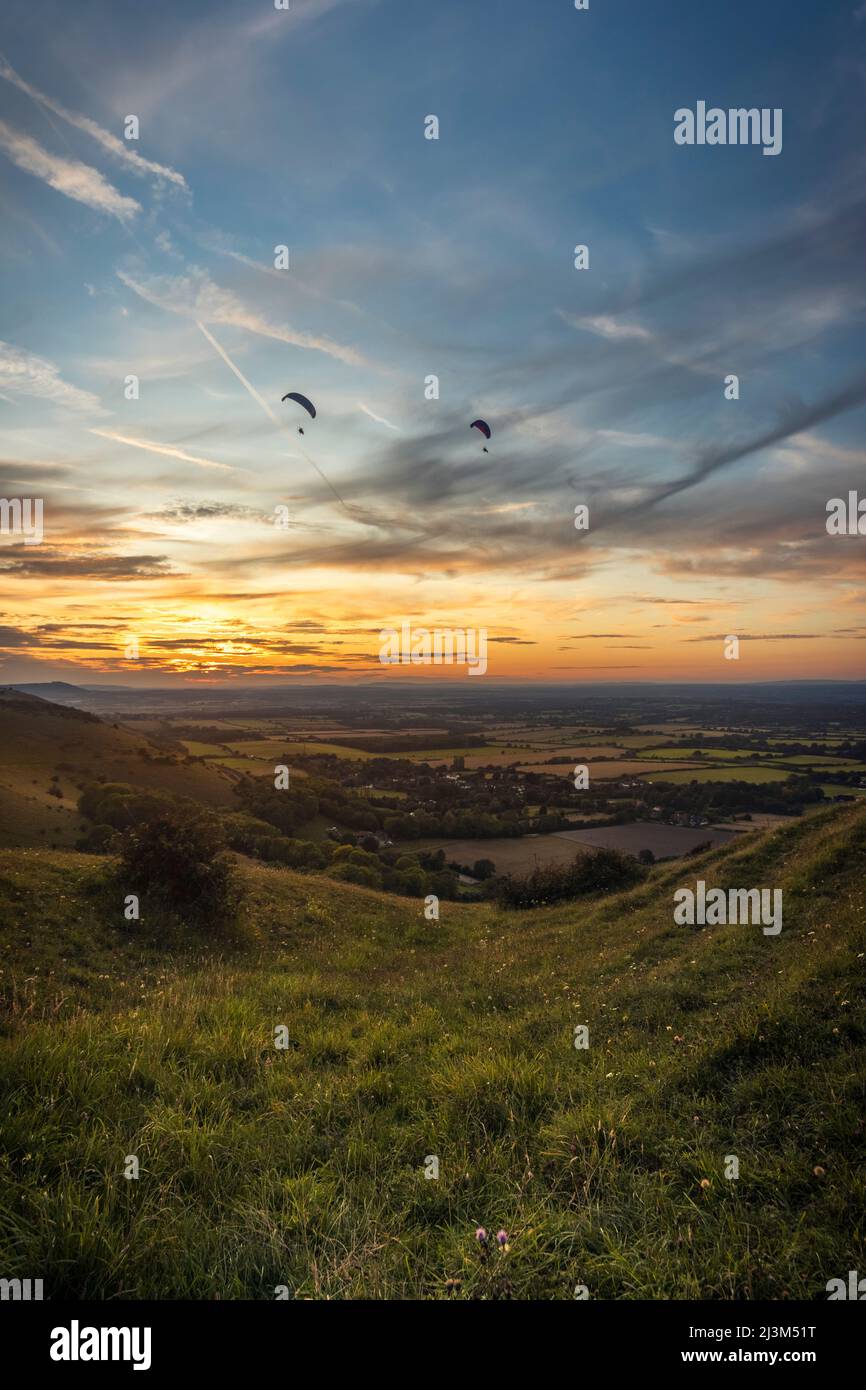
[1,0,865,685]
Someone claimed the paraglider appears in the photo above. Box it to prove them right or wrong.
[281,392,316,435]
[470,418,491,453]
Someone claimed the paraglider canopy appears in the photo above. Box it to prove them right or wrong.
[281,392,316,419]
[281,391,316,434]
[470,418,491,452]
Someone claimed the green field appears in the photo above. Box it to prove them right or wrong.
[1,803,864,1299]
[770,756,866,771]
[642,747,756,761]
[645,766,795,785]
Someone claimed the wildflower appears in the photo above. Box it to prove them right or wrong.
[497,1229,511,1253]
[813,1166,826,1177]
[699,1179,711,1190]
[475,1227,488,1247]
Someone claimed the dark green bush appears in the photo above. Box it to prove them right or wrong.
[496,847,645,909]
[118,808,238,926]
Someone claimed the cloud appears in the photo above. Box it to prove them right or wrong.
[682,633,821,643]
[0,55,188,191]
[0,341,103,413]
[0,120,140,220]
[117,267,366,366]
[560,312,653,343]
[640,374,866,512]
[146,501,267,524]
[0,625,31,647]
[358,401,400,431]
[0,547,176,578]
[89,428,235,472]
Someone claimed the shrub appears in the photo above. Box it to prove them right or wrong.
[495,847,645,909]
[328,861,382,890]
[118,808,238,926]
[76,822,117,853]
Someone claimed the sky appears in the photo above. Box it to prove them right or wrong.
[1,0,865,686]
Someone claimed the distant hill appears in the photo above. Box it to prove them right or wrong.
[10,681,92,704]
[0,688,238,849]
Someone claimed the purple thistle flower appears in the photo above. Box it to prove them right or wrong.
[475,1227,488,1245]
[497,1229,509,1246]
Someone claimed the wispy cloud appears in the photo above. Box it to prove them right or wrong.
[0,54,188,191]
[89,428,235,472]
[560,312,653,343]
[0,340,103,412]
[117,267,366,366]
[0,119,140,220]
[358,401,400,431]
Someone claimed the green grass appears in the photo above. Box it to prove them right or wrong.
[641,747,756,760]
[770,756,866,770]
[0,803,864,1299]
[648,766,795,784]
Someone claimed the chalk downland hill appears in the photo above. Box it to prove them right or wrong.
[0,688,236,850]
[0,794,863,1299]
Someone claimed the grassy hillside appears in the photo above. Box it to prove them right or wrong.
[0,689,236,849]
[0,802,863,1299]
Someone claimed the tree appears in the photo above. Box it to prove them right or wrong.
[119,808,237,925]
[472,858,496,880]
[637,848,655,865]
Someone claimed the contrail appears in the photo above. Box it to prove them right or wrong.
[358,400,401,432]
[91,427,234,472]
[0,51,188,189]
[195,319,356,514]
[649,373,866,509]
[588,372,866,531]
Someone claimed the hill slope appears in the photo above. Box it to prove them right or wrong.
[0,801,863,1299]
[0,688,237,848]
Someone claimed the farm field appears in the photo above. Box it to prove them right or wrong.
[403,833,590,876]
[647,766,795,785]
[518,759,704,779]
[768,756,866,770]
[209,740,378,763]
[641,747,757,760]
[553,823,735,858]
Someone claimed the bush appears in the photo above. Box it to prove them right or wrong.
[118,809,238,926]
[328,861,382,890]
[76,822,117,853]
[495,847,645,909]
[384,866,427,897]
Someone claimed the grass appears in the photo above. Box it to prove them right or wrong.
[641,747,757,760]
[648,766,795,784]
[0,698,236,850]
[520,760,704,779]
[0,803,864,1299]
